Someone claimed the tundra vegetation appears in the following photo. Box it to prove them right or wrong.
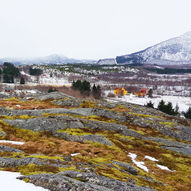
[0,91,190,191]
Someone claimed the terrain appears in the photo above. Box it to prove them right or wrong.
[0,91,191,191]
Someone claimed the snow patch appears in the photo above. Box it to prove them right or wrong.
[71,153,80,157]
[0,171,48,191]
[0,140,25,145]
[128,153,149,172]
[157,164,172,171]
[145,156,159,162]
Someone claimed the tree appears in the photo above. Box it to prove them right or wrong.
[92,84,97,98]
[29,67,43,76]
[92,84,102,99]
[20,77,25,84]
[184,107,191,119]
[146,101,154,108]
[157,100,178,116]
[81,80,91,96]
[147,89,153,98]
[3,62,20,83]
[158,100,165,111]
[48,87,57,93]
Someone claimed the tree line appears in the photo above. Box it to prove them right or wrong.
[146,100,191,119]
[72,80,101,99]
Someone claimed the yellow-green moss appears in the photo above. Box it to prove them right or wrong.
[80,101,95,108]
[57,128,91,136]
[129,112,164,119]
[17,164,59,175]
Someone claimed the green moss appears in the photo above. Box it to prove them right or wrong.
[57,128,91,136]
[129,112,164,119]
[80,101,95,108]
[23,178,29,183]
[26,154,64,161]
[17,164,59,175]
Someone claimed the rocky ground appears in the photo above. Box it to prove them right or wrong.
[0,91,190,191]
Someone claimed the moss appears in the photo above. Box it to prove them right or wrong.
[80,101,95,108]
[129,112,164,119]
[59,165,77,172]
[17,164,59,175]
[26,154,64,161]
[23,178,29,183]
[57,128,91,136]
[3,97,19,101]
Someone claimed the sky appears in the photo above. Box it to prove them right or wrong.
[0,0,191,60]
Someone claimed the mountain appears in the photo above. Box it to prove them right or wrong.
[116,31,191,65]
[0,54,96,65]
[97,58,117,65]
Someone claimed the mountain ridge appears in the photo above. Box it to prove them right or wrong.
[116,31,191,65]
[0,54,96,65]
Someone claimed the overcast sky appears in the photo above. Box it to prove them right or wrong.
[0,0,191,60]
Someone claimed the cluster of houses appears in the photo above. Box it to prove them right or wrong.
[114,87,148,97]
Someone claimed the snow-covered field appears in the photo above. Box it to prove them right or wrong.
[0,171,48,191]
[106,92,191,113]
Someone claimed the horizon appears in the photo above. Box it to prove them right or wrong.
[0,0,191,60]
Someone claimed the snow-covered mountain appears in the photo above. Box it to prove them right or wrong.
[116,31,191,65]
[0,54,96,65]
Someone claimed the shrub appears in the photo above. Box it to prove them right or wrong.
[107,93,115,98]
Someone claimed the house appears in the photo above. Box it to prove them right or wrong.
[114,88,127,96]
[133,88,147,97]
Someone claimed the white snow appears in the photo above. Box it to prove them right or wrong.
[108,93,191,113]
[0,140,25,145]
[71,153,80,157]
[156,164,172,171]
[128,153,149,172]
[0,171,48,191]
[145,156,159,162]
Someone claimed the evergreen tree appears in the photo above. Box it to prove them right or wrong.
[48,87,57,93]
[184,107,191,119]
[20,77,25,84]
[96,85,102,99]
[158,100,165,111]
[29,67,43,76]
[3,62,20,83]
[92,84,97,98]
[81,80,91,96]
[146,101,154,108]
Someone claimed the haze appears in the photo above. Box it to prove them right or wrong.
[0,0,191,60]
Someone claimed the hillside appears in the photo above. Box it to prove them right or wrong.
[116,32,191,65]
[0,92,191,191]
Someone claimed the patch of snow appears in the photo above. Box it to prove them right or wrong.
[0,140,25,145]
[128,153,149,172]
[145,156,159,162]
[108,93,191,113]
[0,171,48,191]
[71,153,80,157]
[157,164,172,171]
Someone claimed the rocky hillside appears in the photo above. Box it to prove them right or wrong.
[0,92,190,191]
[116,32,191,65]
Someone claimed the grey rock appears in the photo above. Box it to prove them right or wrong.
[18,172,154,191]
[112,161,138,175]
[144,137,191,156]
[0,145,23,153]
[56,132,113,146]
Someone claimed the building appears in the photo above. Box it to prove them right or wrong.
[114,88,127,96]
